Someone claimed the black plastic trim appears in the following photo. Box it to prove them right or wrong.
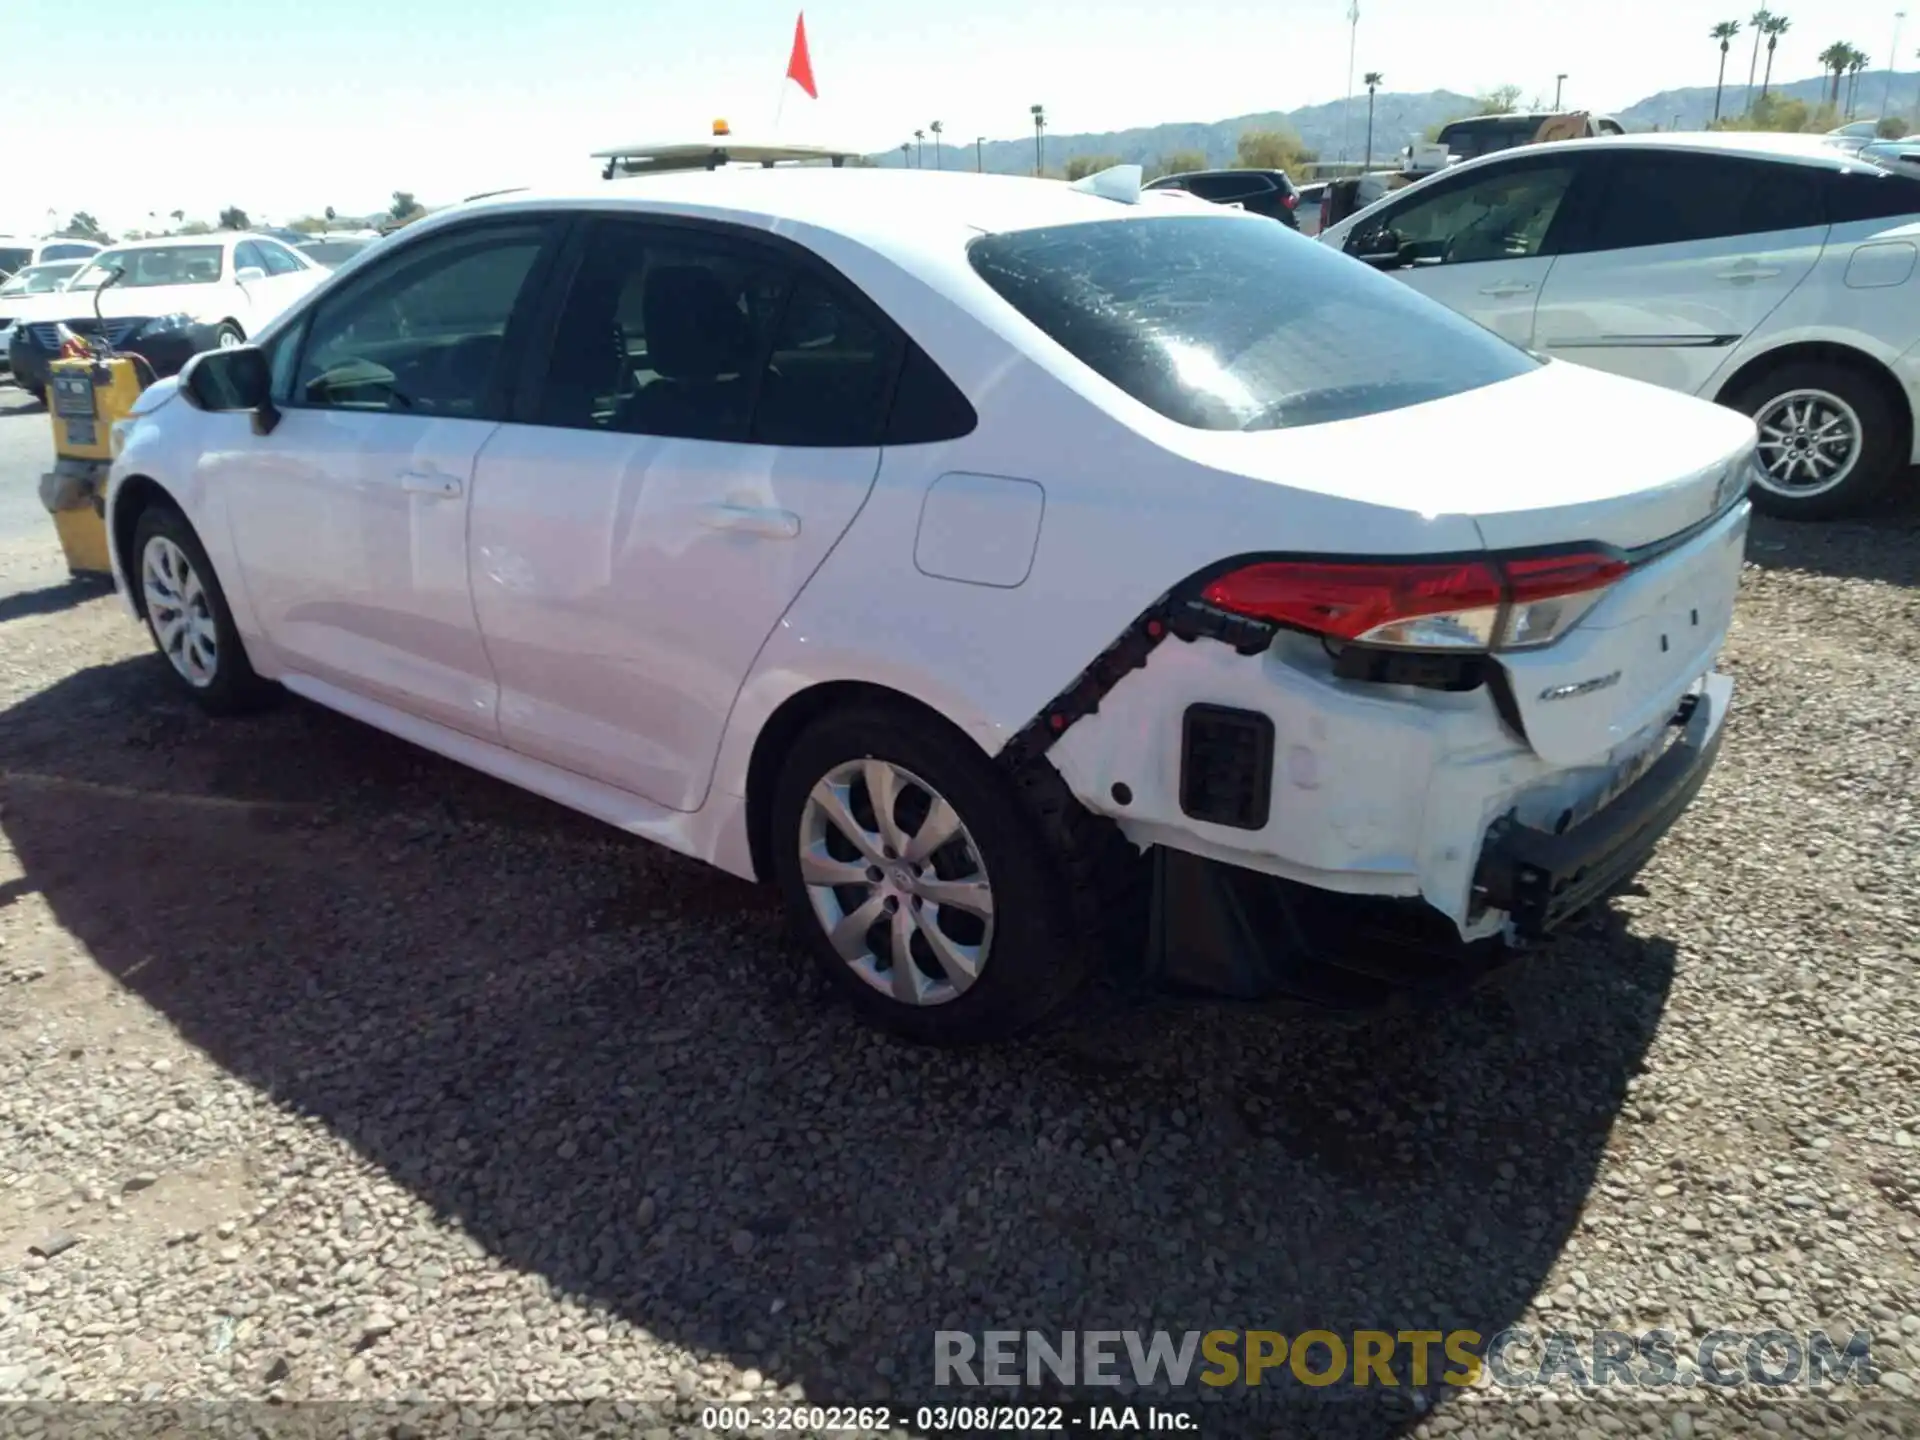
[1179,705,1276,830]
[1474,688,1722,938]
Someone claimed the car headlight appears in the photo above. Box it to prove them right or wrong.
[138,313,195,336]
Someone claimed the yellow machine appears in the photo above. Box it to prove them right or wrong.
[41,351,148,580]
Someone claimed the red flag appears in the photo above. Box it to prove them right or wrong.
[786,12,818,99]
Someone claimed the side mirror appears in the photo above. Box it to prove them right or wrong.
[235,266,267,285]
[1347,226,1404,267]
[180,345,281,435]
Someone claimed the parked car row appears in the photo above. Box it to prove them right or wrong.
[4,230,380,396]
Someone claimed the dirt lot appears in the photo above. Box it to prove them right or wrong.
[1,381,1918,1437]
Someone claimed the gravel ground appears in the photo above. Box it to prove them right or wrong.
[0,395,1917,1439]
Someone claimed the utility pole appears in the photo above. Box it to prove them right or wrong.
[1340,0,1360,162]
[1031,104,1047,175]
[975,136,985,172]
[1885,10,1908,119]
[1555,73,1567,109]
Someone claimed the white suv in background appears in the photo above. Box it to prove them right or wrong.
[1319,132,1920,519]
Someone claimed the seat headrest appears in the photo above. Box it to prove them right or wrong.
[642,266,753,380]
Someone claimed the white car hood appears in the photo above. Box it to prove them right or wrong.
[17,283,228,323]
[1172,358,1756,553]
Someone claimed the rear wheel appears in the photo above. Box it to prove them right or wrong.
[1727,361,1904,520]
[214,323,244,349]
[132,503,273,714]
[769,704,1109,1045]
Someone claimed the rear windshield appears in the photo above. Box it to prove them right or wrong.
[0,248,31,277]
[967,214,1538,432]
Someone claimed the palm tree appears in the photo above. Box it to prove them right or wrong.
[1362,71,1383,167]
[1712,21,1742,120]
[1846,47,1870,115]
[930,120,944,170]
[1031,103,1047,175]
[899,141,911,167]
[1745,7,1773,111]
[913,128,925,168]
[1762,14,1791,98]
[1819,41,1851,105]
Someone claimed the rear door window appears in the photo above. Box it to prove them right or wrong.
[969,213,1538,433]
[1578,152,1827,251]
[1826,164,1920,221]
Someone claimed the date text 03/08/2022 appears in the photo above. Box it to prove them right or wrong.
[698,1403,1198,1431]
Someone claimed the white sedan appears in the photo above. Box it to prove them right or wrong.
[1318,131,1920,520]
[7,233,327,395]
[105,167,1754,1043]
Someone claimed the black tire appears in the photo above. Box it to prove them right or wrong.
[1725,360,1905,521]
[214,322,245,349]
[130,502,274,714]
[768,703,1130,1045]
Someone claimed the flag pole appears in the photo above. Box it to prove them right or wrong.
[775,81,788,135]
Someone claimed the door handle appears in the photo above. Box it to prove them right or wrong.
[1715,263,1781,283]
[1478,281,1537,296]
[697,503,801,538]
[399,471,462,498]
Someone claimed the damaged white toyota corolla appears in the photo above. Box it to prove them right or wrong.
[104,166,1754,1043]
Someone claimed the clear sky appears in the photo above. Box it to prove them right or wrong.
[6,0,1912,236]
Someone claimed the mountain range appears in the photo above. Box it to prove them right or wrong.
[874,70,1920,175]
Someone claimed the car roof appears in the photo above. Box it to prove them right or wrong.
[1472,129,1870,171]
[435,167,1218,252]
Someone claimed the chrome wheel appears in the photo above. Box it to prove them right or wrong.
[141,535,219,687]
[1753,388,1862,499]
[216,328,241,349]
[798,758,995,1007]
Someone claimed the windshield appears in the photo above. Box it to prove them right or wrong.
[0,263,81,297]
[968,214,1538,432]
[0,247,31,277]
[298,238,373,266]
[71,245,225,290]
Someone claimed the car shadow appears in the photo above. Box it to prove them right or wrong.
[1743,473,1920,588]
[0,656,1676,1437]
[0,578,114,624]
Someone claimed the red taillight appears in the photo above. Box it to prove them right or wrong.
[1502,550,1629,601]
[1201,548,1627,653]
[1283,191,1299,209]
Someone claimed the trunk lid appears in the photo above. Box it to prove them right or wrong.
[1172,359,1758,553]
[1496,501,1750,766]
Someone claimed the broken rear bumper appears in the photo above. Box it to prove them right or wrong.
[1138,675,1729,1006]
[1473,675,1726,940]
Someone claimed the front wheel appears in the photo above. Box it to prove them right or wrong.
[214,323,244,349]
[1727,362,1904,520]
[769,704,1103,1045]
[133,504,272,714]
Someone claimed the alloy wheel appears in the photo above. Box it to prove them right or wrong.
[141,535,219,687]
[1753,388,1862,499]
[797,758,995,1006]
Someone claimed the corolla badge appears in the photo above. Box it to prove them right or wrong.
[1539,670,1622,702]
